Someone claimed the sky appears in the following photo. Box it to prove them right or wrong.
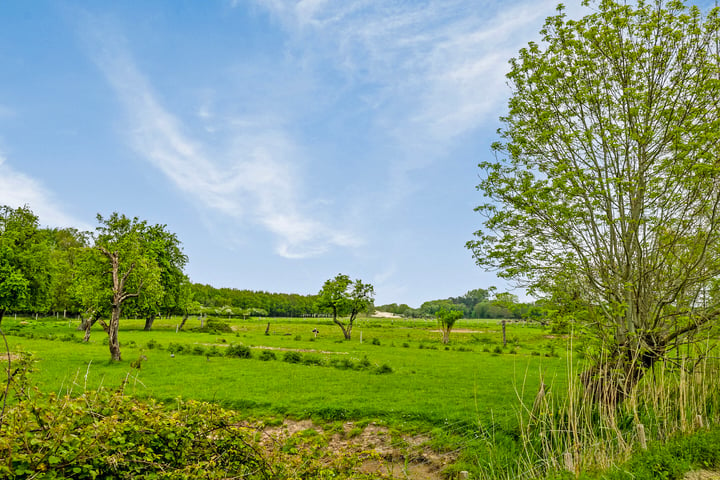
[3,0,705,308]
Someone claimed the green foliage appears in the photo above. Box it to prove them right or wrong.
[225,343,252,359]
[283,351,303,364]
[0,205,48,320]
[468,0,720,403]
[0,387,271,479]
[258,350,276,361]
[316,273,374,340]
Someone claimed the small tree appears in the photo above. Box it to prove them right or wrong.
[317,273,374,340]
[436,308,463,344]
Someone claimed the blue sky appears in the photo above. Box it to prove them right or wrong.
[1,0,690,307]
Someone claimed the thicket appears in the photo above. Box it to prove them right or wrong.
[0,355,271,479]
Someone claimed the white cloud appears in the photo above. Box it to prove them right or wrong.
[0,154,90,230]
[80,15,360,259]
[248,0,568,190]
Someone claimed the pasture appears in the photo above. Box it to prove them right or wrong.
[2,315,568,477]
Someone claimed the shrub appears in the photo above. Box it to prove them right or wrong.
[0,385,271,479]
[259,350,276,361]
[376,363,393,374]
[191,345,207,356]
[146,339,159,350]
[167,343,185,354]
[371,338,380,345]
[283,351,303,364]
[302,355,323,366]
[226,344,252,359]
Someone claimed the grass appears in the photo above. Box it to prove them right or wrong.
[3,315,564,430]
[10,315,718,478]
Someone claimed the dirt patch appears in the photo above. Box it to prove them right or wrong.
[0,352,23,362]
[686,471,720,480]
[258,419,455,479]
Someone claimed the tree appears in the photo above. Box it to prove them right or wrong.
[129,223,188,331]
[468,0,720,403]
[436,308,463,344]
[0,205,50,324]
[74,213,164,361]
[317,274,374,340]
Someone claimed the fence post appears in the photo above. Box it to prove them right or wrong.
[563,451,574,473]
[637,423,647,450]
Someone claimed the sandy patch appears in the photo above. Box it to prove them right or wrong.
[686,471,720,480]
[258,419,455,479]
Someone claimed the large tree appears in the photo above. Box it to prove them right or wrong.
[468,0,720,403]
[0,205,50,324]
[75,214,164,361]
[317,273,374,340]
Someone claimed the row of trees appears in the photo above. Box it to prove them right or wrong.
[377,288,545,320]
[189,284,320,317]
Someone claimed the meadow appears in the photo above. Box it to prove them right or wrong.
[2,314,568,477]
[4,315,719,479]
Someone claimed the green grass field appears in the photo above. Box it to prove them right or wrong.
[2,314,576,477]
[3,315,567,428]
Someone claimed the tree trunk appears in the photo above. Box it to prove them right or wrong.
[108,304,122,361]
[82,314,100,342]
[333,318,351,340]
[442,329,450,344]
[144,314,156,331]
[178,312,189,331]
[0,309,4,327]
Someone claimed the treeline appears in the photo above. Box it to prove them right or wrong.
[377,288,545,320]
[190,284,319,317]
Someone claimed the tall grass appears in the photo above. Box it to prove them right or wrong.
[491,337,720,479]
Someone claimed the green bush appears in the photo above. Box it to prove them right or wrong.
[226,344,252,359]
[259,350,277,361]
[376,363,393,374]
[302,355,323,366]
[0,384,271,479]
[283,351,302,364]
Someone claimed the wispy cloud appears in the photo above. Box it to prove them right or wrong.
[248,0,569,198]
[252,0,561,141]
[0,153,90,230]
[79,14,360,259]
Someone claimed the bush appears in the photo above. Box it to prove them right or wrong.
[0,385,271,479]
[283,351,303,364]
[226,344,252,359]
[191,345,207,356]
[371,338,381,345]
[259,350,276,361]
[376,363,393,374]
[168,342,185,354]
[302,355,323,366]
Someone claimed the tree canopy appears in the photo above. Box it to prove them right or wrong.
[468,0,720,403]
[317,273,374,340]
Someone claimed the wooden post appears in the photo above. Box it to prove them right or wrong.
[696,415,704,428]
[637,423,647,450]
[563,452,574,473]
[502,320,507,347]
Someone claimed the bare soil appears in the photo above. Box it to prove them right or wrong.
[258,419,456,479]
